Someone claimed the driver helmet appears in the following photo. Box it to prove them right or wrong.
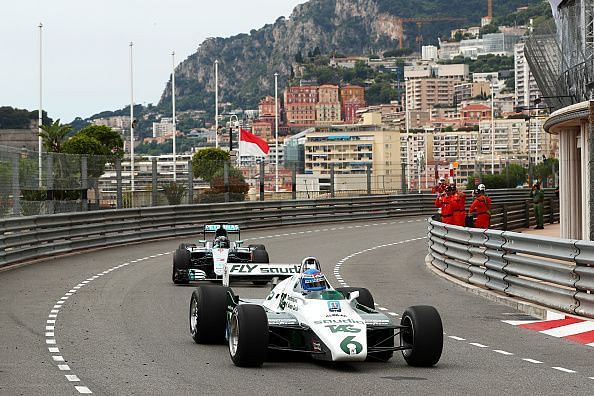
[439,177,446,183]
[446,183,456,193]
[477,183,486,194]
[215,236,229,248]
[301,268,328,292]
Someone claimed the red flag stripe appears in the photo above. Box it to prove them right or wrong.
[240,128,269,154]
[519,317,583,331]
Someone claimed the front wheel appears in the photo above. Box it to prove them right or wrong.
[189,285,232,344]
[172,249,191,284]
[228,304,268,367]
[400,305,443,367]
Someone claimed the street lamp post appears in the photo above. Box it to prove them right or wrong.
[171,51,177,182]
[130,42,135,204]
[490,82,495,174]
[275,72,279,193]
[405,78,411,190]
[38,23,43,188]
[215,60,219,148]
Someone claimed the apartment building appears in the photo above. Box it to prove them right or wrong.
[405,64,469,112]
[152,117,174,138]
[340,85,366,124]
[514,40,543,109]
[258,96,279,118]
[304,126,402,190]
[284,86,318,125]
[316,84,341,124]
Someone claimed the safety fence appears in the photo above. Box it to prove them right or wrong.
[0,194,436,269]
[428,219,594,318]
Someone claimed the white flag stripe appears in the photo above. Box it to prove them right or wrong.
[502,320,541,326]
[540,321,594,337]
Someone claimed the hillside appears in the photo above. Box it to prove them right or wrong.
[159,0,546,116]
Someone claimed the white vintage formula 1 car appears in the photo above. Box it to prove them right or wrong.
[189,257,443,367]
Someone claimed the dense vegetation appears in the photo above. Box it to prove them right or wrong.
[0,107,52,129]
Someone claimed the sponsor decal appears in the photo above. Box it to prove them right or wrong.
[340,336,363,355]
[314,318,365,325]
[227,264,301,274]
[365,319,391,326]
[328,301,341,312]
[325,324,361,333]
[266,291,275,301]
[325,313,347,318]
[279,293,287,310]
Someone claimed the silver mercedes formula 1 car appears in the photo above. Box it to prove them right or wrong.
[188,257,443,367]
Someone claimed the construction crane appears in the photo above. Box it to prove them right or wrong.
[397,17,467,49]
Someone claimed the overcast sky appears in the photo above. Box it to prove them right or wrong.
[1,0,308,123]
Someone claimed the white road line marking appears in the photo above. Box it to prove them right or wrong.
[48,347,59,353]
[523,358,543,364]
[589,377,594,380]
[448,336,466,341]
[69,290,77,293]
[46,326,55,331]
[52,356,65,362]
[46,339,56,345]
[65,293,73,296]
[469,343,489,348]
[65,375,80,382]
[81,281,89,284]
[48,314,57,318]
[377,307,388,311]
[75,386,92,394]
[57,364,70,371]
[47,320,56,324]
[551,367,576,373]
[541,321,594,337]
[45,332,54,337]
[388,312,398,316]
[493,350,514,356]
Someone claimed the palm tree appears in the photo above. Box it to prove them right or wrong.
[39,119,72,153]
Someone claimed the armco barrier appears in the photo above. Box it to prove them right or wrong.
[0,194,437,269]
[428,219,594,318]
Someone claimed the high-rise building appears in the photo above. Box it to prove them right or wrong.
[316,84,341,124]
[340,85,365,124]
[514,40,542,109]
[284,86,318,125]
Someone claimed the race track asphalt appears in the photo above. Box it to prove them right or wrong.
[1,217,592,395]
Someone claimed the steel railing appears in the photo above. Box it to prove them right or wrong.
[428,219,594,318]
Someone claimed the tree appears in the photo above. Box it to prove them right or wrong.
[39,120,72,153]
[503,163,527,187]
[192,148,230,183]
[75,125,124,157]
[534,158,558,188]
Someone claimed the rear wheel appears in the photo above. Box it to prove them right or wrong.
[400,305,443,367]
[228,304,268,367]
[172,248,191,284]
[336,287,374,309]
[189,285,232,344]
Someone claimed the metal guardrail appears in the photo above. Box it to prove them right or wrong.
[428,219,594,319]
[0,194,437,269]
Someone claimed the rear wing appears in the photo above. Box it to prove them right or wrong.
[204,224,240,233]
[223,263,301,287]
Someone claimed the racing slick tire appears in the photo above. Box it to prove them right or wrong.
[400,305,443,367]
[336,287,375,309]
[248,244,267,251]
[251,249,270,285]
[228,304,268,367]
[172,248,191,284]
[189,285,233,344]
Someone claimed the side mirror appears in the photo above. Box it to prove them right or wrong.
[348,291,360,301]
[236,240,243,246]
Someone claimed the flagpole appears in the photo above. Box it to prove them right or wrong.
[215,60,219,148]
[38,23,43,188]
[172,51,177,182]
[274,72,279,192]
[130,42,135,205]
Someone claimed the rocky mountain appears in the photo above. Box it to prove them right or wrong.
[159,0,544,115]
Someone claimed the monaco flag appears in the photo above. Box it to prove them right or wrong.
[239,128,270,157]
